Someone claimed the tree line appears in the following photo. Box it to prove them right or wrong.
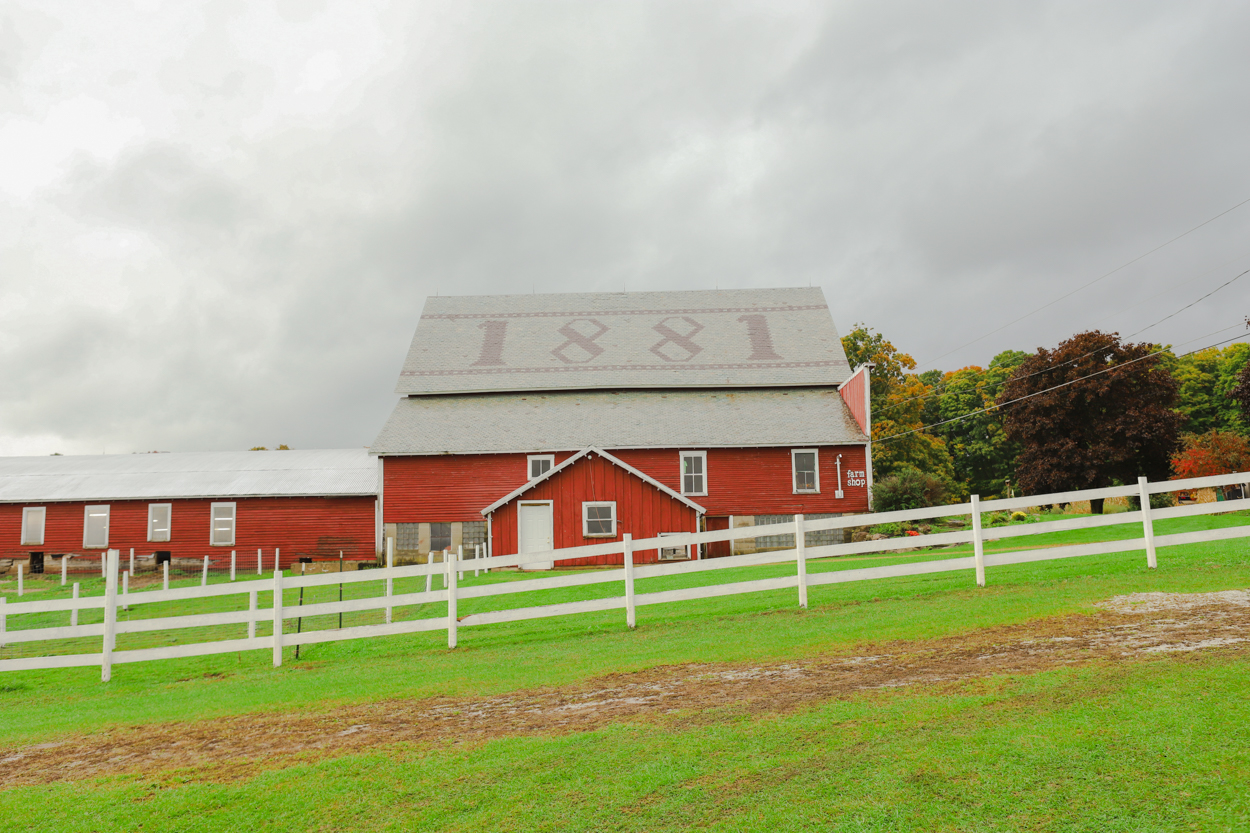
[842,325,1250,511]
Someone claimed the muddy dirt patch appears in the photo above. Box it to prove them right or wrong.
[1,589,1247,788]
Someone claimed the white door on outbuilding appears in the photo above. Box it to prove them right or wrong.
[518,501,554,570]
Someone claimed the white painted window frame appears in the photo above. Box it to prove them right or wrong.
[148,503,172,543]
[210,502,237,547]
[21,507,46,547]
[83,505,110,549]
[679,450,708,497]
[792,448,820,494]
[582,501,617,538]
[527,454,555,480]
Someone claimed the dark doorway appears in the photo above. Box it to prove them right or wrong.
[28,552,44,574]
[705,517,731,558]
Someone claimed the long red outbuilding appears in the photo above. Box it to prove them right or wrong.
[0,449,378,571]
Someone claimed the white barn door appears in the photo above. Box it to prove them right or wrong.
[518,501,554,571]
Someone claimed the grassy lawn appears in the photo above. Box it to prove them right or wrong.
[0,512,1244,738]
[0,512,1247,831]
[2,652,1247,831]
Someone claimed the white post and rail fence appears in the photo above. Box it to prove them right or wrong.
[0,470,1247,681]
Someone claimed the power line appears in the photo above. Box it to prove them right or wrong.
[1096,247,1250,328]
[916,195,1250,370]
[878,267,1250,415]
[876,328,1250,445]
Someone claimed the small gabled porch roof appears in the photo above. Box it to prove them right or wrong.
[480,447,706,516]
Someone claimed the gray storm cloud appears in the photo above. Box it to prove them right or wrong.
[1,1,1248,455]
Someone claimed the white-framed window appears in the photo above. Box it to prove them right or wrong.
[210,502,236,546]
[21,507,46,546]
[582,501,617,537]
[792,449,819,493]
[148,503,172,543]
[83,505,110,549]
[528,455,555,480]
[680,451,707,496]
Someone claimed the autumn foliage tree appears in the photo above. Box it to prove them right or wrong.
[842,324,959,491]
[1170,430,1250,479]
[998,331,1180,511]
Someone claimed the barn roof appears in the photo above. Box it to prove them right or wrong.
[0,449,377,503]
[396,287,850,395]
[480,447,707,516]
[371,389,868,456]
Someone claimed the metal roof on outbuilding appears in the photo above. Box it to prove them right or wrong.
[0,449,378,504]
[370,389,868,456]
[396,287,851,396]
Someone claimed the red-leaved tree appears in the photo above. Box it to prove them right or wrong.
[998,331,1180,512]
[1171,430,1250,479]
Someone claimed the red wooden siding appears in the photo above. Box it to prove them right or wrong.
[489,452,698,566]
[0,496,376,567]
[839,368,869,434]
[610,446,870,516]
[383,451,577,522]
[383,445,868,524]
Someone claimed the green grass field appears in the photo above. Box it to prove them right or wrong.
[0,512,1248,831]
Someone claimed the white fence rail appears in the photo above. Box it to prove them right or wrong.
[2,471,1249,680]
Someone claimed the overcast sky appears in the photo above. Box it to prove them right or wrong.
[2,1,1249,456]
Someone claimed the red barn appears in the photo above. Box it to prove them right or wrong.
[371,287,872,567]
[0,449,379,572]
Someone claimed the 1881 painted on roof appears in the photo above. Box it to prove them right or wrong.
[396,287,850,395]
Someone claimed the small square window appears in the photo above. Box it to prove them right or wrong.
[83,505,110,549]
[210,503,236,546]
[583,502,616,537]
[528,455,555,479]
[21,507,45,546]
[793,450,819,493]
[148,503,172,543]
[680,451,707,496]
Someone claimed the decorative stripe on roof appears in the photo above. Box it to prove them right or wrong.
[396,287,850,395]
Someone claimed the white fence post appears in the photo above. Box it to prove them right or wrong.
[201,556,209,587]
[274,548,280,573]
[623,534,636,629]
[71,582,80,627]
[272,568,284,667]
[447,549,458,649]
[972,495,986,587]
[101,553,106,579]
[257,548,263,576]
[163,560,169,591]
[230,550,236,582]
[121,571,129,611]
[17,563,22,597]
[1139,476,1158,569]
[425,556,433,594]
[61,554,68,586]
[101,549,119,682]
[129,548,135,576]
[795,514,808,609]
[385,538,394,625]
[248,590,257,640]
[475,543,482,578]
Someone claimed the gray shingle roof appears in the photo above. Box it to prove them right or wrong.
[370,389,868,455]
[396,287,850,395]
[0,449,377,503]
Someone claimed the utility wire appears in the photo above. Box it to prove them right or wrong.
[876,328,1250,445]
[879,267,1250,415]
[915,195,1250,370]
